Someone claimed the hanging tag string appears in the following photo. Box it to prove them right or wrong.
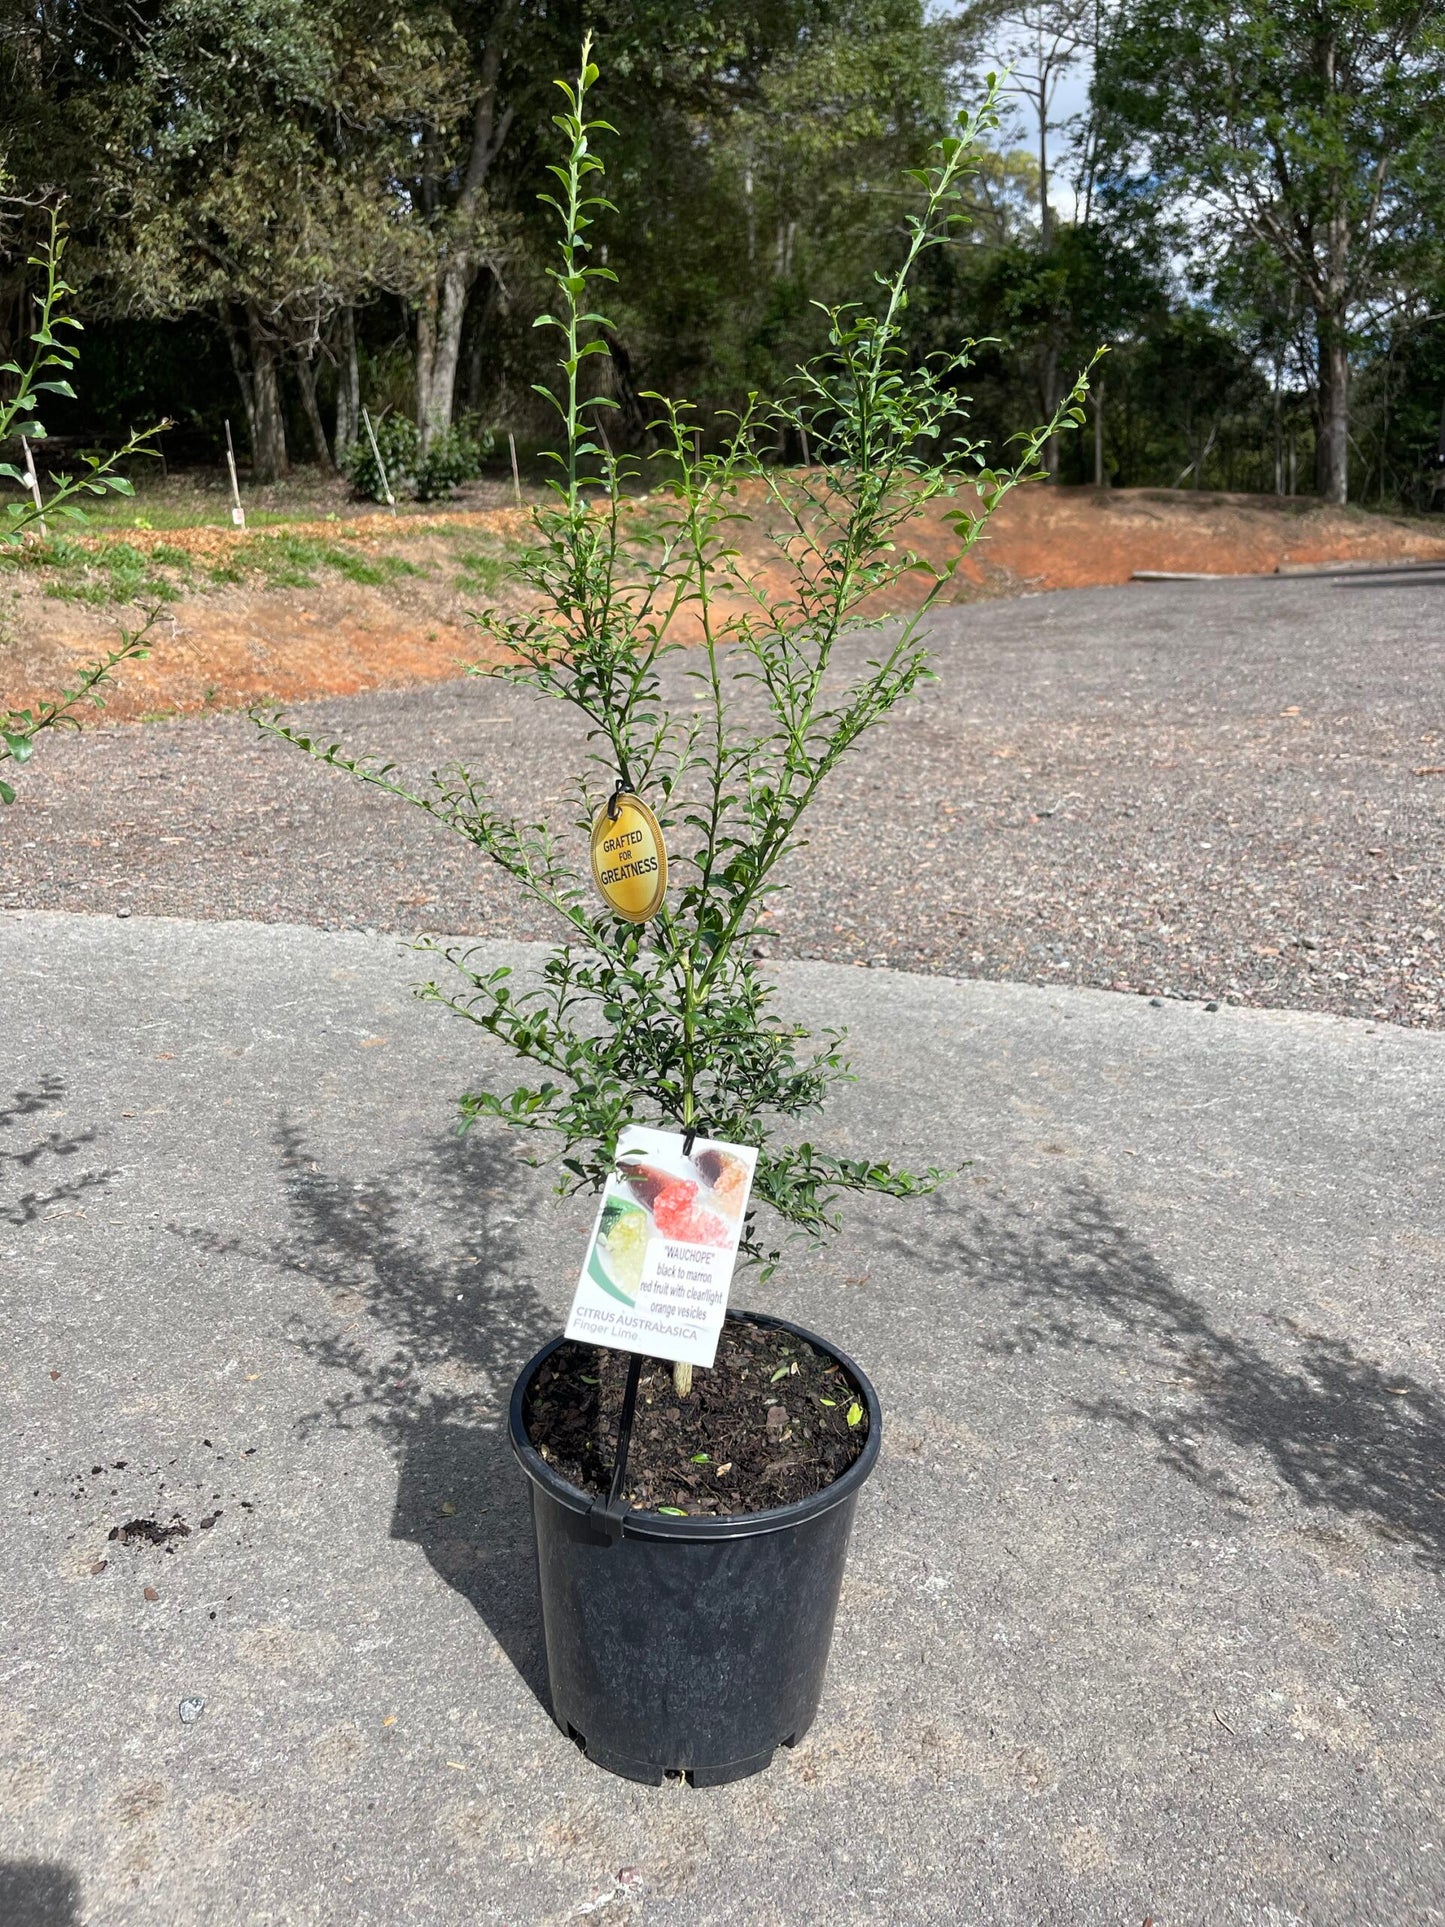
[606,772,632,823]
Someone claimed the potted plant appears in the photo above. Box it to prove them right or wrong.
[262,46,1090,1786]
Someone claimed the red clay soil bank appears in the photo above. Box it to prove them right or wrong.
[9,487,1444,722]
[949,484,1445,590]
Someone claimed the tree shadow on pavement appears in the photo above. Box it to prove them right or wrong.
[884,1181,1445,1572]
[178,1119,559,1710]
[273,1120,559,1707]
[0,1861,80,1926]
[1,1073,116,1227]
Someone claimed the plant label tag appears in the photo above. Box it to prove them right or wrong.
[589,793,668,923]
[565,1125,757,1368]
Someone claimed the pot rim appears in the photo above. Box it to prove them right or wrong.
[507,1307,882,1543]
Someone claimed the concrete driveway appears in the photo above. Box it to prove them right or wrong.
[3,911,1442,1925]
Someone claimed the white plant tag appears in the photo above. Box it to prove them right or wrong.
[564,1125,758,1368]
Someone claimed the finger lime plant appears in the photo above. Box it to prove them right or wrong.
[261,45,1093,1786]
[1,207,162,803]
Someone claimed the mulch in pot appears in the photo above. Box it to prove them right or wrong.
[523,1318,869,1517]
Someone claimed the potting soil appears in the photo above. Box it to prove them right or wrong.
[523,1319,869,1516]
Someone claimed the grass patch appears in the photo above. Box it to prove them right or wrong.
[6,535,184,606]
[238,531,427,589]
[80,495,351,534]
[329,548,426,587]
[453,547,514,595]
[2,520,443,605]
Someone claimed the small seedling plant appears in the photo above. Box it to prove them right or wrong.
[1,208,162,802]
[262,48,1093,1400]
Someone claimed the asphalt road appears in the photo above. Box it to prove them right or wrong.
[5,574,1443,1028]
[3,912,1443,1926]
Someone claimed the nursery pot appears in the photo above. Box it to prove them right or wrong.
[507,1309,882,1786]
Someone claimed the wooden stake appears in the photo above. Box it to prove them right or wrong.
[362,406,397,515]
[799,423,810,467]
[223,420,246,530]
[21,435,46,538]
[508,431,522,506]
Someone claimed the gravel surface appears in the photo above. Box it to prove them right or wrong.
[6,574,1443,1028]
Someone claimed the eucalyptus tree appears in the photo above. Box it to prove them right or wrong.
[1093,0,1445,504]
[595,0,962,424]
[967,0,1097,247]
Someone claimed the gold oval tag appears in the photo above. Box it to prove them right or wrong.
[589,792,668,924]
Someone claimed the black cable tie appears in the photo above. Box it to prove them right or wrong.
[682,1124,700,1157]
[606,774,632,823]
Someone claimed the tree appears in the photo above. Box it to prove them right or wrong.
[968,0,1096,247]
[1093,0,1445,504]
[92,0,458,479]
[945,219,1159,479]
[597,0,962,427]
[393,2,817,449]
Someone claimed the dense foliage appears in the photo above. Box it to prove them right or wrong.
[2,0,1442,505]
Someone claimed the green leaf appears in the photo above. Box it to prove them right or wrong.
[656,1506,687,1517]
[690,1452,709,1463]
[846,1403,863,1428]
[768,1364,790,1383]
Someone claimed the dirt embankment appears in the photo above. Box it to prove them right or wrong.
[942,484,1445,588]
[5,486,1444,722]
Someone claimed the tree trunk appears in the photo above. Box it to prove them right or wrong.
[1093,376,1107,487]
[296,354,332,469]
[411,23,515,451]
[1038,96,1052,251]
[220,305,258,457]
[245,302,288,483]
[601,325,650,446]
[462,269,501,420]
[335,306,360,453]
[1041,341,1060,480]
[416,255,476,451]
[1316,325,1349,505]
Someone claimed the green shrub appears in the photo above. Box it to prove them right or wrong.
[340,414,419,502]
[415,423,493,500]
[341,415,493,503]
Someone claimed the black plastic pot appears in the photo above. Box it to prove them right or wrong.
[507,1309,882,1786]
